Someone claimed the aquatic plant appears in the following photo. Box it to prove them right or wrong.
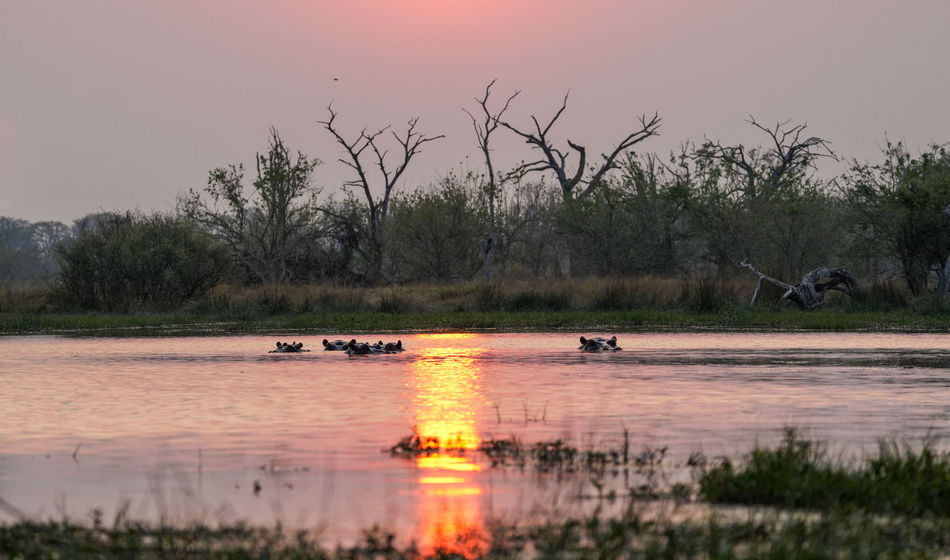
[700,428,950,517]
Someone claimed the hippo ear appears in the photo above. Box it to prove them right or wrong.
[322,339,329,345]
[349,339,357,344]
[580,337,588,344]
[396,340,402,349]
[607,337,617,347]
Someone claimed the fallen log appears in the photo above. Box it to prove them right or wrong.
[741,260,857,309]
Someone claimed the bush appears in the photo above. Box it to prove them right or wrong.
[54,212,230,311]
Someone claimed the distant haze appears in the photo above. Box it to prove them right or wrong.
[2,0,949,223]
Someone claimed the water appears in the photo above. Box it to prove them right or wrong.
[2,331,950,548]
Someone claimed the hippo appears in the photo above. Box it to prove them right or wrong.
[269,341,308,353]
[369,340,404,353]
[345,339,405,355]
[323,339,350,351]
[345,340,374,355]
[578,336,621,352]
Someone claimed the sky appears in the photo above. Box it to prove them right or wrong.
[2,0,950,223]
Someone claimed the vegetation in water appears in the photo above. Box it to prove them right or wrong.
[7,431,950,557]
[700,428,950,517]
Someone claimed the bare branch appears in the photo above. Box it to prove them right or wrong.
[582,112,662,198]
[318,106,443,282]
[502,92,660,200]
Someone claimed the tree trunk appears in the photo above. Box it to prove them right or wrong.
[741,261,857,309]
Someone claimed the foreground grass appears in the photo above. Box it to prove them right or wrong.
[3,308,950,336]
[7,433,950,557]
[4,506,950,558]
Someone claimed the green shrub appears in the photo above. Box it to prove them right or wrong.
[701,429,950,517]
[54,212,230,311]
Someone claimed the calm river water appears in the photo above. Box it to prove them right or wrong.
[2,332,950,548]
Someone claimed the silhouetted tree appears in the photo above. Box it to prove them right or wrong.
[689,118,838,280]
[318,106,443,283]
[842,141,950,295]
[181,128,323,284]
[464,80,519,279]
[501,92,661,201]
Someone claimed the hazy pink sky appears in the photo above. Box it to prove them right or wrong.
[2,1,949,222]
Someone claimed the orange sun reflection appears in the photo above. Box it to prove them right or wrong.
[406,334,486,556]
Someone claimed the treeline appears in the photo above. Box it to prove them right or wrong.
[2,102,949,313]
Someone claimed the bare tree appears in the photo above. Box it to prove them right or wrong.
[318,105,444,283]
[501,92,661,201]
[694,117,837,198]
[464,79,520,279]
[690,118,839,279]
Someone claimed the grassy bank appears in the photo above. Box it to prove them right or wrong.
[5,276,949,335]
[4,308,950,336]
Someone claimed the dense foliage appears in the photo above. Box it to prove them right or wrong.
[54,213,229,311]
[0,217,70,283]
[842,142,950,295]
[180,128,331,285]
[3,118,950,312]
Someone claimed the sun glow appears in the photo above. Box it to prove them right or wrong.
[406,335,487,556]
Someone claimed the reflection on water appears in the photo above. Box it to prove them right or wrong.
[406,333,485,555]
[5,332,950,547]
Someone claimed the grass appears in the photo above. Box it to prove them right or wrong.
[5,275,950,335]
[5,502,950,559]
[3,308,950,336]
[700,428,950,517]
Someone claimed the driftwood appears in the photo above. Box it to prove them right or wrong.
[741,260,857,309]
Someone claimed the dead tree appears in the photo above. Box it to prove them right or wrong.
[695,117,837,198]
[464,79,520,280]
[500,92,661,201]
[691,118,839,281]
[741,260,857,309]
[318,105,444,283]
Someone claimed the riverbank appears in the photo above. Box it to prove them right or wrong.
[2,308,950,336]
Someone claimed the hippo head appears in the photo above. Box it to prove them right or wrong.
[323,339,348,351]
[579,336,621,352]
[346,340,372,355]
